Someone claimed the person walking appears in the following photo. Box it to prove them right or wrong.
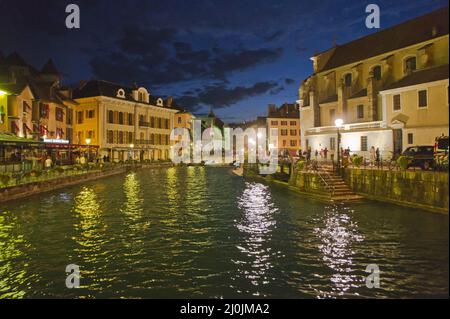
[370,146,376,167]
[324,147,328,161]
[45,156,53,169]
[306,147,311,162]
[376,147,381,167]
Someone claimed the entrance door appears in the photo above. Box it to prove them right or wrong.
[393,129,403,158]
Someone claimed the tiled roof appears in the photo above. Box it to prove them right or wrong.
[349,89,367,99]
[73,80,174,109]
[40,58,59,75]
[0,83,28,95]
[319,7,449,73]
[268,103,300,119]
[319,94,338,104]
[382,64,449,91]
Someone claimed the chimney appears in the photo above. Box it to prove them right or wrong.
[167,96,173,107]
[78,80,87,89]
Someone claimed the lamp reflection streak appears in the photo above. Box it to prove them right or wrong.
[234,182,278,296]
[313,204,365,298]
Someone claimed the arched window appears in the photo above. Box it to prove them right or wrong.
[344,73,352,87]
[404,56,416,73]
[118,112,124,125]
[372,65,382,81]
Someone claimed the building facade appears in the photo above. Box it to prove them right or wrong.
[0,53,77,144]
[73,80,179,162]
[299,7,449,159]
[267,103,301,156]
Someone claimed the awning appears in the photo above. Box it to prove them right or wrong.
[0,133,44,147]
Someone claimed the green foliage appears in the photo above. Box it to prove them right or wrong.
[296,161,305,171]
[0,174,10,186]
[352,155,364,167]
[397,156,410,170]
[30,170,42,178]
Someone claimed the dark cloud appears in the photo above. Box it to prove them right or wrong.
[118,24,177,56]
[285,78,295,85]
[209,48,283,79]
[270,86,285,95]
[89,25,283,86]
[176,81,278,111]
[263,30,285,42]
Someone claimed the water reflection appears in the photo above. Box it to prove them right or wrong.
[234,182,278,296]
[121,173,147,232]
[72,187,109,290]
[0,212,33,298]
[313,203,365,298]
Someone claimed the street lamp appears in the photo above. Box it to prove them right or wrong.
[129,144,135,163]
[85,138,91,163]
[335,118,344,171]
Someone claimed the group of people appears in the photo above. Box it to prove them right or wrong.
[301,145,382,166]
[302,147,335,162]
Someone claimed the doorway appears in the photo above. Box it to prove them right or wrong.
[393,129,403,158]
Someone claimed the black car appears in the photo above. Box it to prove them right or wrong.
[402,146,435,170]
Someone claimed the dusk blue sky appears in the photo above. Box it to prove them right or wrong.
[0,0,447,122]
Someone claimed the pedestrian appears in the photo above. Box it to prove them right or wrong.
[324,147,328,161]
[45,156,53,169]
[376,147,381,166]
[370,146,376,167]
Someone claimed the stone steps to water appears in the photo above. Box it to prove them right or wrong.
[317,166,363,202]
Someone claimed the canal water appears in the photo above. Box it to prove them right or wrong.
[0,167,448,298]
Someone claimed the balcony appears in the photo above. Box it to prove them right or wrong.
[139,121,150,127]
[306,121,385,134]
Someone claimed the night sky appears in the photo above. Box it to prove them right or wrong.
[0,0,447,122]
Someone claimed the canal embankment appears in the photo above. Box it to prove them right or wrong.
[342,168,449,214]
[244,163,449,214]
[243,164,333,202]
[0,161,175,203]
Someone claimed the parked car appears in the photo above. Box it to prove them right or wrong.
[402,146,435,170]
[434,135,449,170]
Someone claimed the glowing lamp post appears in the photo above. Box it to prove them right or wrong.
[335,119,344,171]
[130,144,135,163]
[85,138,91,163]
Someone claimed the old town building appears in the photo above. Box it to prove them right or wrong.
[73,80,179,162]
[267,103,301,156]
[299,7,449,158]
[0,53,79,164]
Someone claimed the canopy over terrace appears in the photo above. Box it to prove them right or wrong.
[0,133,45,171]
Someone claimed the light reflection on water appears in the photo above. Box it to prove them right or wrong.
[313,203,365,298]
[234,182,279,297]
[0,167,448,298]
[0,213,33,298]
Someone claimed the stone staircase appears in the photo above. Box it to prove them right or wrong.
[317,164,364,202]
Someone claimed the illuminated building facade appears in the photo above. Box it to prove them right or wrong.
[299,7,449,158]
